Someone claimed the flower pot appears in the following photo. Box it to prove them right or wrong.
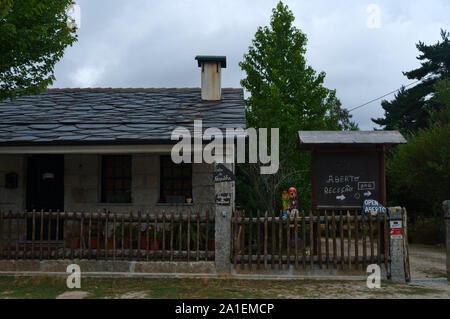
[207,238,215,251]
[107,238,115,249]
[67,237,80,249]
[150,241,160,250]
[140,236,160,250]
[122,238,131,249]
[90,237,99,249]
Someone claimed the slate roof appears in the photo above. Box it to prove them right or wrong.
[0,88,246,146]
[297,130,407,149]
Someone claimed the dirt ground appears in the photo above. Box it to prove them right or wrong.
[316,243,450,299]
[56,244,449,299]
[0,244,448,299]
[404,244,449,296]
[304,243,450,299]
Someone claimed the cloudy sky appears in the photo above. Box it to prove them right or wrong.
[52,0,449,129]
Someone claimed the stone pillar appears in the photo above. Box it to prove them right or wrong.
[402,208,411,282]
[214,163,234,274]
[388,207,406,282]
[443,200,450,282]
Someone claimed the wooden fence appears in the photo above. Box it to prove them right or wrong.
[0,211,215,261]
[232,210,391,273]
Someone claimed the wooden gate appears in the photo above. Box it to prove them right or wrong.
[232,210,391,274]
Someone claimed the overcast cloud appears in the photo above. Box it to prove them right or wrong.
[52,0,450,129]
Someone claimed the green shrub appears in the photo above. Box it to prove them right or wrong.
[387,123,450,218]
[408,218,445,245]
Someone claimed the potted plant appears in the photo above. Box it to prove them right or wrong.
[89,225,100,249]
[115,223,138,249]
[114,223,130,249]
[67,236,80,249]
[106,236,115,250]
[140,226,162,250]
[174,222,207,251]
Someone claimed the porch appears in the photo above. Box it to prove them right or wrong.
[0,153,215,214]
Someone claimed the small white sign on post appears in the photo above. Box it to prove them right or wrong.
[390,220,403,239]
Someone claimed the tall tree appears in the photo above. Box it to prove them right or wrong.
[237,2,356,212]
[428,78,450,126]
[373,29,450,133]
[240,1,356,157]
[326,96,359,131]
[0,0,78,101]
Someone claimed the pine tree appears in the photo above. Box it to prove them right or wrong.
[372,29,450,134]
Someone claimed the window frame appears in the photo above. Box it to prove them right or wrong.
[100,155,132,204]
[159,155,193,204]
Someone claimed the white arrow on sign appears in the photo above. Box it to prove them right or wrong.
[364,191,372,197]
[336,195,346,200]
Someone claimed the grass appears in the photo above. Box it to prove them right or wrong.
[0,276,446,299]
[396,287,442,296]
[422,270,447,278]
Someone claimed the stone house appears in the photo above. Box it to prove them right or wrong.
[0,56,245,241]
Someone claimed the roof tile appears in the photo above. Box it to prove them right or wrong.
[0,88,245,145]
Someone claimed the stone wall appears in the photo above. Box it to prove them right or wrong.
[0,155,26,212]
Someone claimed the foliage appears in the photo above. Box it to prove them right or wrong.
[326,97,359,131]
[386,123,450,218]
[408,218,445,245]
[372,29,450,134]
[173,222,208,250]
[428,79,450,126]
[236,158,310,213]
[236,2,357,213]
[0,0,78,101]
[114,223,162,242]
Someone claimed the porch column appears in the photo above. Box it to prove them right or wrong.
[214,162,234,274]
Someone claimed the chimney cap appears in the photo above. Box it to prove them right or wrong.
[195,55,227,68]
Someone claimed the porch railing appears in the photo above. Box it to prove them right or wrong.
[232,210,391,273]
[0,211,215,261]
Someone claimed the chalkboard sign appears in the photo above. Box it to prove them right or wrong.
[313,152,380,208]
[213,163,235,183]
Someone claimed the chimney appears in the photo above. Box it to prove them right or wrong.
[195,55,227,100]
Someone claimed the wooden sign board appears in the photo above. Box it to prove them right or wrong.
[313,151,381,208]
[213,163,236,183]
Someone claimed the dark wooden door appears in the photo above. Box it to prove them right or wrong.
[26,155,64,240]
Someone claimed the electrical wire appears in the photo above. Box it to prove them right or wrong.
[348,74,434,112]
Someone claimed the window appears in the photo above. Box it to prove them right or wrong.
[101,155,132,203]
[159,155,192,203]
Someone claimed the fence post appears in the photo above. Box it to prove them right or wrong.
[214,163,234,274]
[402,208,411,282]
[443,200,450,282]
[388,206,406,282]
